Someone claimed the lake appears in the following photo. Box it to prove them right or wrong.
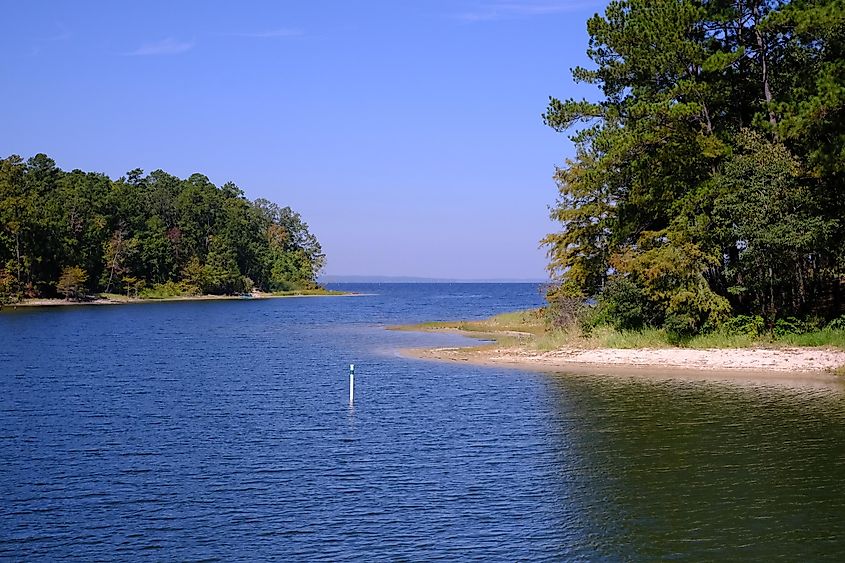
[2,283,845,560]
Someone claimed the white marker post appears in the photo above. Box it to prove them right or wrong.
[349,364,355,404]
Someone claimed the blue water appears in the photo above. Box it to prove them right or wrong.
[2,284,845,560]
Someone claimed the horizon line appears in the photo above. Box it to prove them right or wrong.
[321,275,550,283]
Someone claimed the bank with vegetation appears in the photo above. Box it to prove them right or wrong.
[542,0,845,341]
[395,308,845,376]
[406,0,845,377]
[7,288,349,309]
[0,154,326,304]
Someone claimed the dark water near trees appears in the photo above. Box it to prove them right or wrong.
[2,283,844,560]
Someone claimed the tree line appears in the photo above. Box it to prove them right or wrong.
[0,154,325,301]
[543,0,844,337]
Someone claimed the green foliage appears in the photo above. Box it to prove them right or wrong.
[776,329,845,350]
[0,154,326,298]
[711,130,838,319]
[56,266,88,301]
[0,267,17,305]
[773,317,807,337]
[827,316,845,331]
[269,249,317,291]
[258,200,325,291]
[204,236,245,295]
[404,307,845,352]
[722,315,766,337]
[544,0,845,336]
[139,281,188,299]
[591,277,657,332]
[663,314,696,345]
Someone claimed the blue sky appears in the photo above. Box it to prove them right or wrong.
[1,0,605,280]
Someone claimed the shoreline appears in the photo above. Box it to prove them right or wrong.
[397,325,845,387]
[3,290,357,309]
[401,346,845,389]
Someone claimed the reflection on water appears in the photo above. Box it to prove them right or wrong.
[545,376,845,560]
[1,284,844,560]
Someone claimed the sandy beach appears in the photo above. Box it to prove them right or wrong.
[402,334,845,387]
[3,291,356,309]
[406,342,845,371]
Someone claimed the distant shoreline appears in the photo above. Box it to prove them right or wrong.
[2,290,356,310]
[321,277,547,284]
[394,318,845,387]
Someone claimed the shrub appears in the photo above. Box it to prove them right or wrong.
[722,315,766,337]
[664,313,697,344]
[544,286,587,330]
[139,280,185,299]
[56,266,88,301]
[0,267,17,305]
[773,317,806,336]
[593,277,659,331]
[826,316,845,331]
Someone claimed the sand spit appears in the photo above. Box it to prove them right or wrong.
[403,343,845,387]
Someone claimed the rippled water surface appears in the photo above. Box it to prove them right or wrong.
[2,283,844,560]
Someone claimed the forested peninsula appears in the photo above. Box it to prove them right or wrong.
[0,154,325,304]
[543,0,845,341]
[403,0,845,378]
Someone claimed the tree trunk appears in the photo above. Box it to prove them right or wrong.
[768,266,776,322]
[752,3,778,129]
[702,101,714,135]
[105,230,125,294]
[15,230,21,293]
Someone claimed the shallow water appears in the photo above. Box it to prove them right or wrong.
[1,284,844,560]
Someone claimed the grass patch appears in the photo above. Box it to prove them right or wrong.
[532,327,580,351]
[683,331,760,349]
[533,326,672,350]
[591,327,671,349]
[776,329,845,349]
[391,309,545,339]
[397,308,845,352]
[455,309,545,335]
[683,328,845,350]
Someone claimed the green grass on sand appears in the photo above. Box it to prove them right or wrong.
[392,308,845,353]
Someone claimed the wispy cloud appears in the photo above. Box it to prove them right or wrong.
[127,37,195,56]
[30,22,71,56]
[223,28,303,39]
[455,1,601,22]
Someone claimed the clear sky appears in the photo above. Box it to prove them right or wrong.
[1,0,604,280]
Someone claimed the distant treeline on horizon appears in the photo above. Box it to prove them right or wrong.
[0,154,325,301]
[321,275,548,284]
